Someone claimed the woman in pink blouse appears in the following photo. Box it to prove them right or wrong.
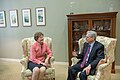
[28,32,52,80]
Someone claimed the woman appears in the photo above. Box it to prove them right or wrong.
[28,32,52,80]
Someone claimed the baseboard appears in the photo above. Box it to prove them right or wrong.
[0,58,68,65]
[116,65,120,69]
[0,58,20,62]
[54,61,68,65]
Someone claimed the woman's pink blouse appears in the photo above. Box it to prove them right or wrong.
[29,41,52,64]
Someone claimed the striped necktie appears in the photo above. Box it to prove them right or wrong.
[80,44,91,68]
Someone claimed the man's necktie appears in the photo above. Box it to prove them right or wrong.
[80,44,91,68]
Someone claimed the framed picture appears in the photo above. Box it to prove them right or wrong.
[35,7,46,26]
[22,8,31,26]
[0,10,6,28]
[9,9,19,27]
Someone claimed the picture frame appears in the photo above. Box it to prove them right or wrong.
[9,9,19,27]
[0,10,6,28]
[35,7,46,26]
[22,8,31,27]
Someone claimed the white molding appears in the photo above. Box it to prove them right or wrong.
[54,61,68,65]
[116,65,120,69]
[0,58,20,62]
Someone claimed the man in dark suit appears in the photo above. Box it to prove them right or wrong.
[67,31,105,80]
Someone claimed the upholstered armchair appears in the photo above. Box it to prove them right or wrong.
[71,36,117,80]
[20,37,55,80]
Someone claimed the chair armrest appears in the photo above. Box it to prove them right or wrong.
[20,56,29,73]
[71,57,80,66]
[97,62,109,72]
[49,56,55,67]
[96,56,110,71]
[50,56,55,63]
[95,59,110,80]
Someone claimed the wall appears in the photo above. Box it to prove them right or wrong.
[0,0,120,65]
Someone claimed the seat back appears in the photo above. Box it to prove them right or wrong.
[78,36,117,63]
[22,37,52,57]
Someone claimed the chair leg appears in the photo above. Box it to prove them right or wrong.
[51,78,55,80]
[44,78,55,80]
[21,76,25,80]
[21,74,25,80]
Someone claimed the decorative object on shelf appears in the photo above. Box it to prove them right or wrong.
[73,32,80,40]
[35,7,46,26]
[22,8,31,27]
[92,20,111,31]
[73,22,80,30]
[104,21,111,30]
[82,21,88,30]
[9,9,19,27]
[70,12,74,14]
[0,10,6,28]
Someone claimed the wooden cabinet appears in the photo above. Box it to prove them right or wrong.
[66,12,118,73]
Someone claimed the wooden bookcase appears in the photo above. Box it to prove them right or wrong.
[66,12,118,73]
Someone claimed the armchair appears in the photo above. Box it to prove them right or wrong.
[20,37,55,80]
[71,36,117,80]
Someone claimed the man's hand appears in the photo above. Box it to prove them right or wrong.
[72,50,77,57]
[83,64,91,75]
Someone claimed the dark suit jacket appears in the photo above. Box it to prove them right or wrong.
[77,41,105,75]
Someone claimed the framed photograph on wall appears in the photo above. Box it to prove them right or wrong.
[0,10,6,28]
[9,9,19,27]
[35,7,46,26]
[22,8,31,27]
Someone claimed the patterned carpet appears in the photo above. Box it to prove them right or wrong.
[0,60,120,80]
